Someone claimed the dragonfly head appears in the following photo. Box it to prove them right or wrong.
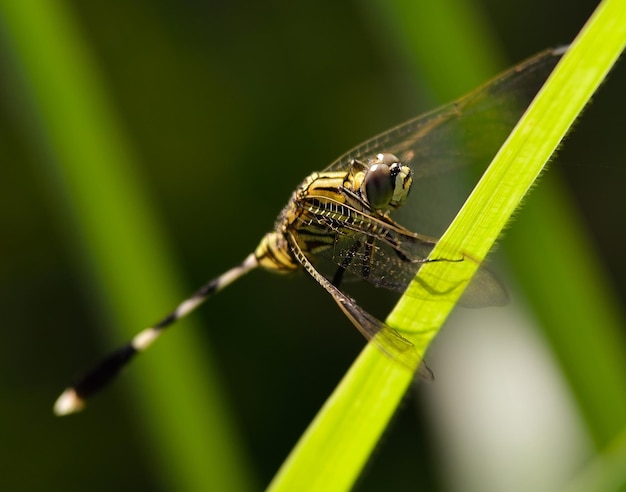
[362,153,413,211]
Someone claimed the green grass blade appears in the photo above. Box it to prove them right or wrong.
[269,1,626,490]
[0,1,255,491]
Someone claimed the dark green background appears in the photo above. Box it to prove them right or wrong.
[1,1,624,491]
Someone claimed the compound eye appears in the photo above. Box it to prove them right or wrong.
[363,163,393,210]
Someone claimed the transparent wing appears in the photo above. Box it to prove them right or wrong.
[323,48,563,180]
[302,203,506,307]
[326,214,436,293]
[287,231,426,373]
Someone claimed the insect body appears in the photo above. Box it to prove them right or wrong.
[54,47,565,416]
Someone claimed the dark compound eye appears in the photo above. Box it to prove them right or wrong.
[362,153,413,210]
[363,163,394,210]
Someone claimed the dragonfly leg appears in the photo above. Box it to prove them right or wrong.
[288,232,420,370]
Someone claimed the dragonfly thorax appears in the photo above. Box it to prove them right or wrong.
[256,152,415,275]
[359,153,413,211]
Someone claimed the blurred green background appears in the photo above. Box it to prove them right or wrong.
[1,1,624,491]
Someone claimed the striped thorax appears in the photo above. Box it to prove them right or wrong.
[255,153,413,273]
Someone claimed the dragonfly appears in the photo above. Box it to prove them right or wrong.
[54,47,565,416]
